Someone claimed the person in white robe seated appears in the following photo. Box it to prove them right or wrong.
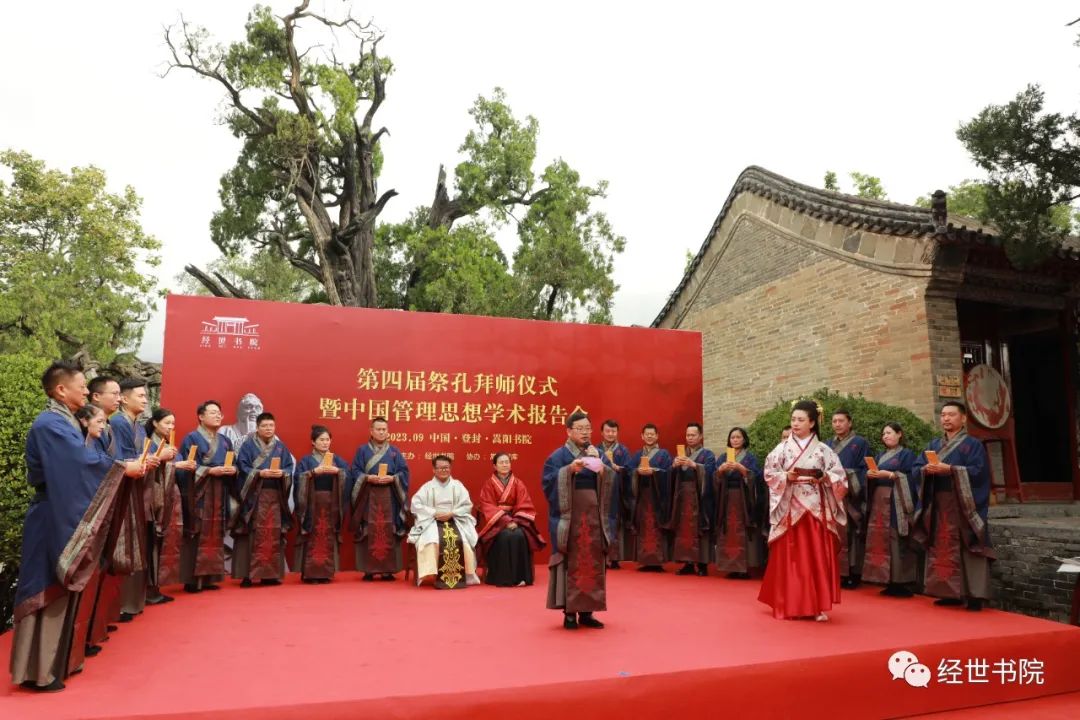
[408,455,481,589]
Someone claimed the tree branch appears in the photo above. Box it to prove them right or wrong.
[213,272,253,300]
[294,8,376,40]
[428,164,466,229]
[184,264,232,297]
[357,189,399,226]
[268,231,323,282]
[281,2,318,122]
[502,187,551,207]
[163,17,274,135]
[544,285,560,320]
[360,37,386,134]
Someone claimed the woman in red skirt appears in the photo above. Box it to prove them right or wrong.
[758,400,848,621]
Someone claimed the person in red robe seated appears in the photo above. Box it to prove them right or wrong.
[476,452,547,586]
[758,399,848,621]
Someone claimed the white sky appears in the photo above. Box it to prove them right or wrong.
[3,1,1078,362]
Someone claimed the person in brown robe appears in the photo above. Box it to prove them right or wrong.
[144,409,187,597]
[543,412,618,630]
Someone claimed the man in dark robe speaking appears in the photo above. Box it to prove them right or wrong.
[543,411,618,630]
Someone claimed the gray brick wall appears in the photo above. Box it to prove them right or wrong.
[990,517,1079,623]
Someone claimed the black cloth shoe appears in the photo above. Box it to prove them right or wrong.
[840,577,856,589]
[934,597,964,606]
[966,598,984,611]
[85,644,102,657]
[608,561,621,570]
[319,578,332,584]
[379,573,396,581]
[118,612,136,623]
[24,678,65,693]
[578,613,605,629]
[202,583,221,591]
[362,573,376,582]
[240,578,253,588]
[727,571,750,579]
[637,565,659,572]
[676,563,696,576]
[184,583,201,594]
[882,584,914,598]
[259,578,282,586]
[563,613,578,630]
[302,578,318,584]
[695,564,708,577]
[106,624,118,632]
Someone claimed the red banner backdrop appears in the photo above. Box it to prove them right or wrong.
[161,294,702,562]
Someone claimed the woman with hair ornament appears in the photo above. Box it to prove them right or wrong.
[757,399,848,621]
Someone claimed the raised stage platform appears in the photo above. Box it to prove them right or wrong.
[2,568,1079,719]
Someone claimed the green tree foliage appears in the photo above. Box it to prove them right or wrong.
[166,3,395,307]
[822,170,887,199]
[746,388,935,458]
[375,210,519,315]
[0,151,161,365]
[169,4,624,323]
[849,172,888,200]
[513,161,625,323]
[379,91,624,322]
[0,354,48,630]
[914,179,990,219]
[957,83,1080,268]
[915,178,1075,232]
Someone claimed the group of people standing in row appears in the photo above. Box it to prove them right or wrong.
[539,400,994,629]
[9,362,547,692]
[9,360,994,692]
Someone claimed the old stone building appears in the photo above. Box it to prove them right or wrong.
[653,166,1080,504]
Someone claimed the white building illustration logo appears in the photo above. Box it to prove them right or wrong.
[200,316,261,350]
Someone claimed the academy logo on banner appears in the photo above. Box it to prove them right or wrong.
[199,315,262,351]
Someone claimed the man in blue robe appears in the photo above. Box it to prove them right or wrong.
[598,419,630,569]
[669,423,717,576]
[912,401,994,611]
[543,412,618,630]
[83,374,124,655]
[828,409,871,589]
[628,424,673,571]
[112,377,163,619]
[176,401,237,593]
[87,375,121,458]
[233,412,294,586]
[348,417,409,580]
[10,361,137,692]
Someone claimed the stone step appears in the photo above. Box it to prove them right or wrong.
[989,502,1080,520]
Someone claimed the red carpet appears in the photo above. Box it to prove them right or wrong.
[2,568,1079,719]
